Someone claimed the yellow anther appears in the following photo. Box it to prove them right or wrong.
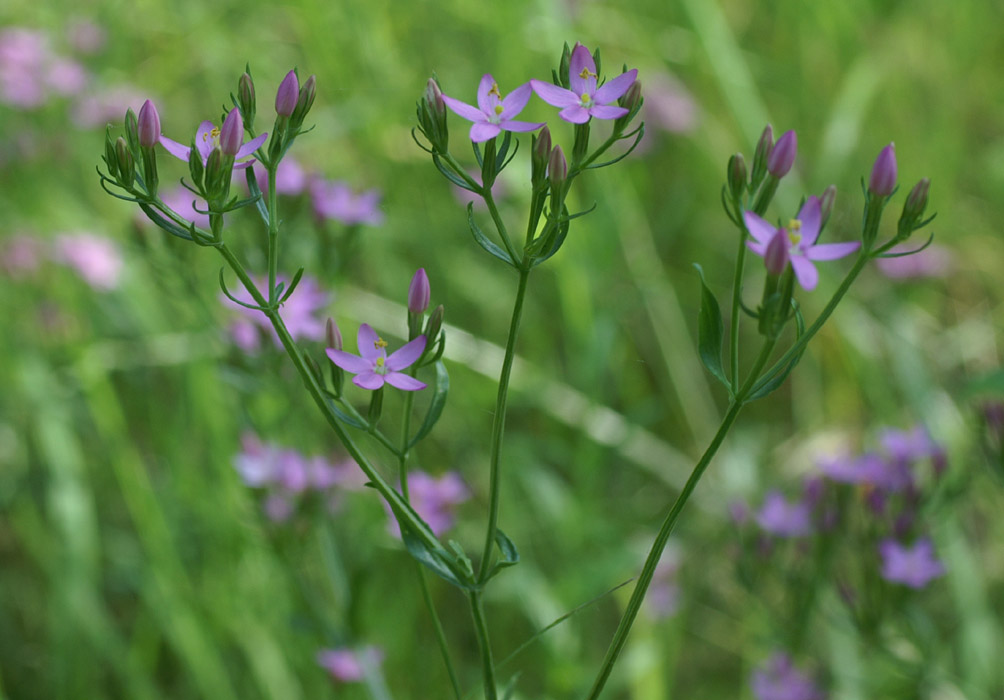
[374,338,388,349]
[578,67,596,80]
[788,231,802,245]
[494,104,504,115]
[209,127,220,141]
[788,218,802,231]
[488,82,501,98]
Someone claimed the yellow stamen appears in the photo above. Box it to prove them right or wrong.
[209,127,220,141]
[488,82,501,98]
[787,218,802,245]
[374,338,388,349]
[578,67,596,80]
[376,357,385,368]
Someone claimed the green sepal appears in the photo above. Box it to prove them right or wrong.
[483,528,520,582]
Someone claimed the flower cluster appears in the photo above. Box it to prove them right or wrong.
[0,27,89,109]
[2,231,124,291]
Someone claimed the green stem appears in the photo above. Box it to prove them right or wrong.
[482,189,519,264]
[477,266,531,581]
[469,591,498,700]
[728,228,748,393]
[583,339,776,699]
[266,164,279,299]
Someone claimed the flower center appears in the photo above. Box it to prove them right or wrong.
[493,104,504,116]
[578,67,596,80]
[787,219,802,246]
[205,126,221,149]
[374,337,388,349]
[375,356,386,374]
[579,92,592,107]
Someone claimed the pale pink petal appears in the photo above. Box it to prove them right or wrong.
[158,135,191,161]
[530,80,579,108]
[805,241,861,261]
[500,120,544,133]
[326,348,372,374]
[593,69,638,104]
[476,74,495,114]
[233,160,257,170]
[797,196,822,245]
[498,83,532,120]
[742,211,777,245]
[588,104,629,120]
[385,335,427,372]
[568,44,597,96]
[357,324,383,362]
[441,95,486,122]
[385,373,427,391]
[353,372,385,390]
[559,105,591,124]
[236,132,267,159]
[470,122,502,142]
[195,121,216,161]
[790,256,819,291]
[746,239,768,257]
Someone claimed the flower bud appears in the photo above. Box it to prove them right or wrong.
[325,317,343,351]
[727,153,747,199]
[620,79,642,113]
[238,71,256,124]
[767,129,797,177]
[558,43,573,88]
[114,136,134,187]
[532,125,552,182]
[103,127,119,179]
[137,99,160,148]
[425,304,444,343]
[819,185,837,229]
[868,143,897,196]
[424,77,445,122]
[275,69,299,117]
[408,268,431,314]
[764,229,790,275]
[188,138,204,190]
[291,74,316,126]
[219,108,243,156]
[751,124,774,181]
[902,177,929,222]
[548,145,567,192]
[205,146,224,194]
[124,107,140,154]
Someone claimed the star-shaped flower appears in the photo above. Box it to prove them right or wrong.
[743,196,860,290]
[326,324,426,391]
[159,118,267,169]
[879,537,945,589]
[440,74,543,143]
[530,43,638,124]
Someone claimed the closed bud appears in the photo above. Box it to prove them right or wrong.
[137,99,160,148]
[424,304,444,344]
[767,130,797,177]
[408,268,431,314]
[114,136,134,187]
[751,124,774,180]
[188,138,204,189]
[868,143,897,196]
[558,43,573,88]
[727,153,747,199]
[205,146,224,193]
[548,145,568,192]
[325,317,343,351]
[275,69,299,117]
[424,77,445,122]
[124,108,140,154]
[903,177,929,221]
[103,127,119,178]
[291,74,316,125]
[219,108,243,156]
[764,229,790,276]
[819,185,837,229]
[238,71,256,124]
[532,125,552,181]
[620,79,642,113]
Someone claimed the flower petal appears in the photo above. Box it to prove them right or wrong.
[805,241,861,261]
[195,120,216,161]
[385,372,427,391]
[441,94,487,123]
[385,335,427,372]
[745,239,768,257]
[353,372,385,390]
[500,119,544,133]
[593,69,638,104]
[568,44,597,96]
[158,134,191,161]
[357,324,383,362]
[530,80,579,108]
[470,122,501,142]
[476,74,495,114]
[499,83,532,120]
[234,160,257,170]
[588,104,629,120]
[742,211,777,245]
[558,105,591,124]
[797,196,822,245]
[236,131,268,159]
[326,348,372,374]
[790,256,819,291]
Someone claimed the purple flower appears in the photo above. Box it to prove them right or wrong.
[316,646,384,683]
[767,130,797,177]
[71,84,147,128]
[326,324,427,391]
[220,274,330,350]
[157,185,211,229]
[756,490,812,537]
[751,653,825,700]
[441,74,543,142]
[66,20,107,54]
[641,71,697,134]
[868,143,897,196]
[160,119,267,169]
[253,157,307,196]
[743,196,861,291]
[875,243,952,279]
[408,268,430,314]
[530,43,638,124]
[309,178,383,226]
[817,451,912,492]
[0,28,51,108]
[137,99,160,148]
[44,58,87,96]
[879,537,945,588]
[274,69,298,117]
[232,432,277,486]
[52,233,123,290]
[386,471,470,537]
[880,425,941,463]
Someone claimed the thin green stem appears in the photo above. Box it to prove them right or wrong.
[482,189,519,263]
[583,339,776,699]
[477,266,531,581]
[266,164,279,298]
[469,591,498,700]
[728,228,748,393]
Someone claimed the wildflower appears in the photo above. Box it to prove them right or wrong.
[220,274,330,349]
[531,43,638,123]
[316,646,384,683]
[309,178,383,225]
[874,243,952,279]
[386,471,470,537]
[751,652,825,700]
[743,196,860,291]
[52,232,123,290]
[218,108,243,156]
[137,99,160,148]
[755,490,812,537]
[879,537,945,588]
[641,71,697,134]
[253,156,307,196]
[766,130,797,177]
[274,69,298,117]
[817,451,912,492]
[441,74,543,142]
[408,268,430,314]
[880,425,942,464]
[868,143,897,196]
[159,118,267,169]
[0,28,51,108]
[71,84,147,128]
[326,324,427,391]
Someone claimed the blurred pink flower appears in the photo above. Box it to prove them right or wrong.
[316,646,384,683]
[642,71,697,134]
[52,233,123,290]
[72,84,148,128]
[44,58,87,96]
[66,20,106,54]
[253,156,307,196]
[0,28,51,108]
[874,243,952,279]
[220,274,330,350]
[386,470,470,538]
[755,490,812,537]
[1,234,45,277]
[157,185,211,229]
[879,537,944,589]
[310,178,383,226]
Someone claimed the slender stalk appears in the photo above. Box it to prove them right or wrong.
[266,164,279,298]
[469,591,498,700]
[728,229,748,393]
[477,266,531,581]
[583,339,776,699]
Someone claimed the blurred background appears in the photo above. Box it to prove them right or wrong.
[2,0,1003,698]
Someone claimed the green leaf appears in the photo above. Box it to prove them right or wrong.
[748,302,806,401]
[409,361,449,448]
[484,528,520,582]
[139,203,195,241]
[693,264,730,391]
[244,167,270,226]
[326,397,368,430]
[401,526,477,590]
[468,204,516,266]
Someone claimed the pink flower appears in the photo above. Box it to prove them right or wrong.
[879,537,945,589]
[220,274,330,350]
[71,84,147,128]
[743,196,860,291]
[751,653,825,700]
[309,178,383,225]
[52,233,123,290]
[641,71,697,134]
[530,43,638,124]
[441,74,543,143]
[160,119,267,169]
[755,490,812,537]
[326,324,426,391]
[316,646,384,683]
[386,471,470,537]
[0,28,50,108]
[875,243,952,279]
[252,157,307,196]
[157,185,211,229]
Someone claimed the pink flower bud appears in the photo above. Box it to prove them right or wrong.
[408,268,430,314]
[275,70,299,117]
[767,130,797,177]
[137,99,160,148]
[764,229,790,275]
[325,317,343,350]
[548,145,567,191]
[219,108,243,156]
[868,143,897,196]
